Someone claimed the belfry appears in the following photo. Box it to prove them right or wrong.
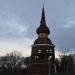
[30,6,55,75]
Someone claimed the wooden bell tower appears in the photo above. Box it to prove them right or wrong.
[30,6,55,75]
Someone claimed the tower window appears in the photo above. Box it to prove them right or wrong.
[38,50,41,54]
[49,49,52,51]
[37,56,39,59]
[47,50,49,52]
[35,56,37,59]
[35,56,39,59]
[46,49,52,53]
[49,49,52,53]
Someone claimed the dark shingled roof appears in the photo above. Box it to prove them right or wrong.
[36,25,50,34]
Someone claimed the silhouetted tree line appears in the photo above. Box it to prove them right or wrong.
[0,49,75,75]
[0,51,30,75]
[55,48,75,75]
[56,55,74,73]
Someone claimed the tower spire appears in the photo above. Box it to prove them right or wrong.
[40,4,46,25]
[36,5,50,34]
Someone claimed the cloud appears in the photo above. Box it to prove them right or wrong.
[0,11,28,38]
[0,0,75,56]
[0,37,34,56]
[63,19,75,28]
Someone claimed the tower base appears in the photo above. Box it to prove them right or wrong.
[29,63,55,75]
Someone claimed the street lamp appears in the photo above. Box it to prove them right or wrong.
[48,56,52,75]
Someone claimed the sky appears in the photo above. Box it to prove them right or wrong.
[0,0,75,57]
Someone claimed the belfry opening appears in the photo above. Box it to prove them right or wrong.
[29,6,56,75]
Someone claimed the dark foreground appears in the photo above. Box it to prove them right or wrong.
[56,72,75,75]
[0,71,28,75]
[0,72,75,75]
[0,69,29,75]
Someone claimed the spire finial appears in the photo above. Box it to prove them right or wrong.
[40,3,46,25]
[43,2,44,9]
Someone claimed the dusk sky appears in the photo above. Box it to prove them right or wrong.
[0,0,75,57]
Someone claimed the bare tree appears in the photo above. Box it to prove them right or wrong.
[58,48,70,58]
[3,50,22,70]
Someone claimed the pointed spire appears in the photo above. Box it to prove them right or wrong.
[40,4,46,25]
[36,4,50,34]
